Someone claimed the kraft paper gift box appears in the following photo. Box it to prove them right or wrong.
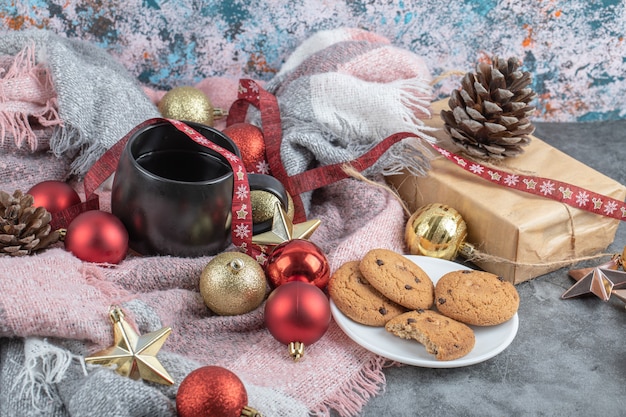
[388,101,626,284]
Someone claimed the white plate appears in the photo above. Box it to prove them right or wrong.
[330,255,519,368]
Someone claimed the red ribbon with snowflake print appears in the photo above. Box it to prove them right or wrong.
[227,79,308,221]
[431,144,626,221]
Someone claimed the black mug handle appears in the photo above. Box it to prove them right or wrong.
[248,173,289,235]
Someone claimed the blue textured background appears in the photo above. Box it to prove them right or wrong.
[1,0,624,122]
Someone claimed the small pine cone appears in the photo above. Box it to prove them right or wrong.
[0,190,60,256]
[441,56,537,160]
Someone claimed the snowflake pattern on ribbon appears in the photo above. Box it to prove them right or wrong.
[432,144,626,221]
[255,160,271,174]
[238,79,261,105]
[167,119,254,252]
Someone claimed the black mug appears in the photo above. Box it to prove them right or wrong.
[111,120,287,257]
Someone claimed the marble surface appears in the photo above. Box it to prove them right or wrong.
[333,120,626,417]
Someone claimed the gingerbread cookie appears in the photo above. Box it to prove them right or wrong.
[359,249,434,310]
[434,270,519,326]
[329,261,406,326]
[385,309,475,361]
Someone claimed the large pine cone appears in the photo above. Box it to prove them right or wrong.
[441,56,537,159]
[0,190,60,256]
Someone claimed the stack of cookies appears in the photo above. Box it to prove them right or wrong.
[328,248,519,361]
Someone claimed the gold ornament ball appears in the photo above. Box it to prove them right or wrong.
[405,203,473,260]
[158,86,216,126]
[199,252,267,315]
[251,190,294,224]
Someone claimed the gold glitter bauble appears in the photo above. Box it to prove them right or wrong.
[251,190,294,224]
[405,203,474,260]
[158,86,216,126]
[199,252,267,315]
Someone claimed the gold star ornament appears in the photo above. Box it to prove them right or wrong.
[85,306,174,385]
[252,201,321,247]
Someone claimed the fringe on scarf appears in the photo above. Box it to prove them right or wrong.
[0,43,64,152]
[310,354,392,417]
[50,122,109,177]
[392,77,435,123]
[342,78,438,179]
[12,337,86,412]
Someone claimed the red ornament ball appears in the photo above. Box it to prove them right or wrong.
[264,281,331,346]
[176,366,248,417]
[27,180,81,213]
[64,210,128,264]
[222,123,267,174]
[264,239,330,289]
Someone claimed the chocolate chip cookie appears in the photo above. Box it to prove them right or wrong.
[434,270,519,326]
[385,309,475,361]
[359,249,434,310]
[329,261,406,326]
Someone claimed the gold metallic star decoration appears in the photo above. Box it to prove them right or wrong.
[252,201,321,247]
[85,306,174,385]
[562,255,626,301]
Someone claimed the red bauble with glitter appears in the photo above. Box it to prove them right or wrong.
[27,180,81,213]
[222,122,268,174]
[64,210,128,264]
[176,366,253,417]
[264,281,331,348]
[264,239,330,289]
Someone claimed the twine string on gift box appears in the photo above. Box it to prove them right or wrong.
[464,246,614,269]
